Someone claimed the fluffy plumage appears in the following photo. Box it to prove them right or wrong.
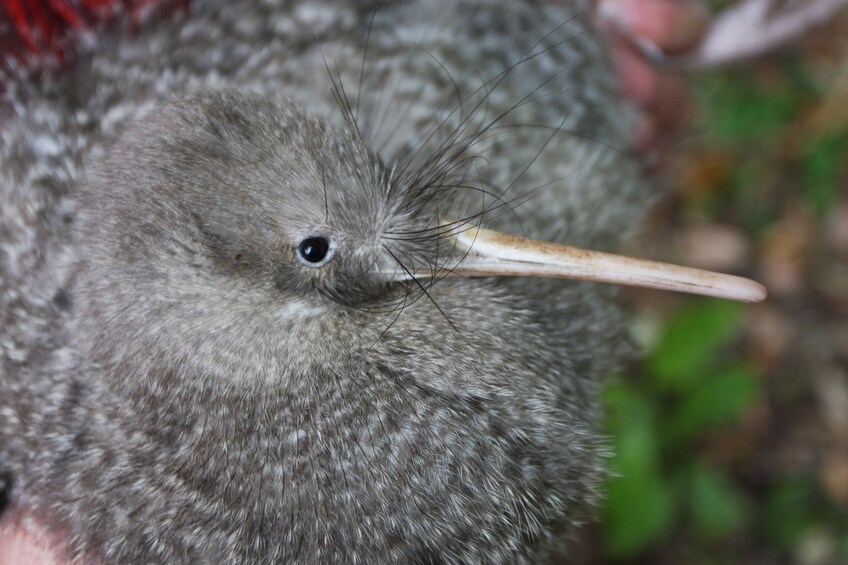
[0,1,648,562]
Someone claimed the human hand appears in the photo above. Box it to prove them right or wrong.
[594,0,710,162]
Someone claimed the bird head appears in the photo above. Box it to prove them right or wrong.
[73,91,488,390]
[74,90,765,393]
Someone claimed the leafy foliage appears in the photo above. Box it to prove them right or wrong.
[598,42,848,562]
[603,299,756,558]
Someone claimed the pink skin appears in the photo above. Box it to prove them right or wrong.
[0,2,709,562]
[0,519,71,565]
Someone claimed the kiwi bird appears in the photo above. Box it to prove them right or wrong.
[0,1,764,563]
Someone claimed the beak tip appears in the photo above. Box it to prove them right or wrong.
[745,281,768,303]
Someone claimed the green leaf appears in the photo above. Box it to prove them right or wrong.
[802,133,848,218]
[604,468,675,557]
[697,70,802,146]
[840,532,848,564]
[604,381,661,476]
[602,381,674,557]
[760,479,817,552]
[665,364,760,444]
[647,300,742,392]
[688,464,748,539]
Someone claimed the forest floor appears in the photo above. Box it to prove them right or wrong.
[579,9,848,565]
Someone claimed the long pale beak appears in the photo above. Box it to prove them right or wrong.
[386,219,767,303]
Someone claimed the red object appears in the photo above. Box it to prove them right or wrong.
[0,0,184,68]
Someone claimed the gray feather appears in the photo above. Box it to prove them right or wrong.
[0,1,649,562]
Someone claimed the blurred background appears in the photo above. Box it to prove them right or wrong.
[579,8,848,565]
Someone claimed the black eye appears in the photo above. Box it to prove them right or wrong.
[296,236,333,267]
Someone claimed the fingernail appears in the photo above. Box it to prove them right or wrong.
[597,0,664,60]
